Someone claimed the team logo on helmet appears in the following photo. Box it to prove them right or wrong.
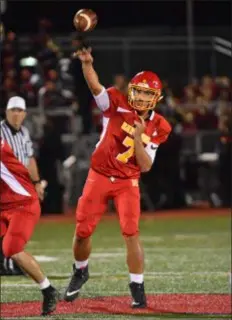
[137,81,149,88]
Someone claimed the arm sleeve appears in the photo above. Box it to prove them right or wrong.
[145,118,172,163]
[145,142,158,163]
[152,118,172,145]
[93,87,110,111]
[93,87,120,116]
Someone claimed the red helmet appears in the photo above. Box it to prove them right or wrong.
[128,71,163,111]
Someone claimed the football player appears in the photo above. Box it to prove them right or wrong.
[64,47,171,308]
[0,138,59,316]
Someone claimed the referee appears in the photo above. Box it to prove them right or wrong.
[0,96,44,276]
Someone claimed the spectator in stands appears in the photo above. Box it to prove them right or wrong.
[19,68,37,107]
[70,35,93,134]
[58,57,73,90]
[38,117,65,214]
[194,96,218,130]
[2,48,17,76]
[38,80,73,109]
[157,97,183,131]
[143,129,185,209]
[36,36,59,72]
[217,77,231,102]
[2,31,17,63]
[113,74,128,96]
[182,112,197,133]
[2,31,19,77]
[0,23,4,43]
[218,112,232,207]
[182,85,197,105]
[0,77,18,114]
[200,75,217,98]
[4,31,17,52]
[46,69,62,90]
[38,18,53,35]
[189,78,199,94]
[34,20,62,73]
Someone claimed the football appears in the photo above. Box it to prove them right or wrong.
[73,9,98,32]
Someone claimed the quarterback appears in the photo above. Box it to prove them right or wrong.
[64,47,171,307]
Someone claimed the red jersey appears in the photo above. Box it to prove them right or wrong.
[91,87,172,178]
[0,138,38,210]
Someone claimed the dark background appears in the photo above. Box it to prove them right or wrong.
[2,1,231,33]
[1,1,231,212]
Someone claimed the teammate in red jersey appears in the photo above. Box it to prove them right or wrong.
[64,48,171,307]
[0,138,59,315]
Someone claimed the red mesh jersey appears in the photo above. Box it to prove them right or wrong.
[91,87,172,179]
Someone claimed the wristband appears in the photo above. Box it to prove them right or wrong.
[33,180,41,185]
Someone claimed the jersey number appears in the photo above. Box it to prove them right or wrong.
[116,136,134,163]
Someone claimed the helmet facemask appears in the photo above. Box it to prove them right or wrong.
[128,84,163,111]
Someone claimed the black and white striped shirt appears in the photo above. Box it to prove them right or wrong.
[0,120,34,167]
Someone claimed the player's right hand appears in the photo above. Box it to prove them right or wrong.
[35,182,45,201]
[73,47,93,63]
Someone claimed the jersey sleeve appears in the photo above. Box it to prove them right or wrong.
[93,87,121,117]
[145,117,172,163]
[152,117,172,145]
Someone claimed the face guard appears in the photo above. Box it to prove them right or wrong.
[128,71,163,111]
[128,85,162,111]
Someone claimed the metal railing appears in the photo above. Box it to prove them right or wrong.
[24,106,223,208]
[213,37,232,57]
[67,130,221,208]
[17,35,231,85]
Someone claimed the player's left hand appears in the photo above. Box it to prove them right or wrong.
[134,117,145,138]
[35,181,46,201]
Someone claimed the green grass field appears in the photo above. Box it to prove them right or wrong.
[1,211,231,319]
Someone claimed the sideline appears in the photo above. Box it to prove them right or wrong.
[39,208,231,223]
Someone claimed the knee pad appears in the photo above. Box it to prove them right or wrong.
[3,234,25,257]
[121,222,139,237]
[75,221,95,239]
[122,230,139,237]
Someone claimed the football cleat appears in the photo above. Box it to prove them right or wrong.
[41,286,59,316]
[129,282,147,308]
[64,264,89,302]
[0,258,25,276]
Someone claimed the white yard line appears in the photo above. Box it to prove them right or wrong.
[141,236,164,242]
[34,255,59,262]
[47,271,228,277]
[142,232,230,242]
[174,234,208,240]
[89,252,125,258]
[1,271,228,288]
[28,247,230,253]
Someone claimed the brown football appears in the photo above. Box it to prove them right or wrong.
[73,9,98,32]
